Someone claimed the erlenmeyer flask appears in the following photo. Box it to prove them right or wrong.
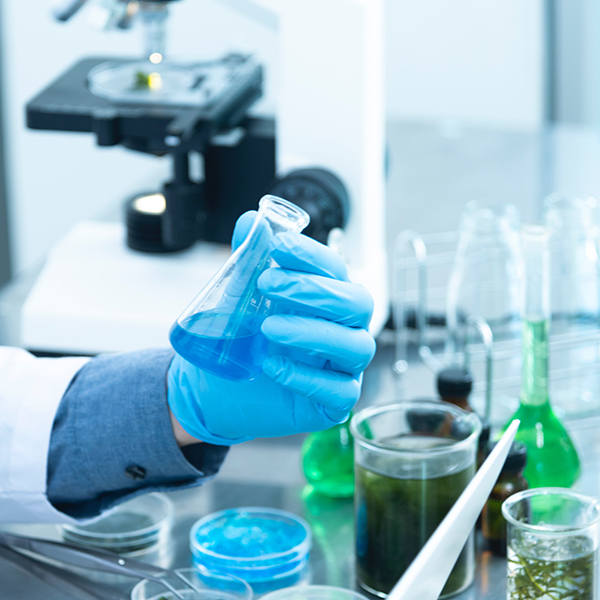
[169,195,310,381]
[446,201,522,356]
[301,415,354,498]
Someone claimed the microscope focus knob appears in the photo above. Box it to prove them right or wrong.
[268,168,349,244]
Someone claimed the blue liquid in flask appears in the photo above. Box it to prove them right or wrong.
[170,311,269,381]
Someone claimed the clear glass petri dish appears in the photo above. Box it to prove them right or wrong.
[131,567,252,600]
[189,507,312,594]
[261,586,369,600]
[61,493,173,556]
[88,60,198,105]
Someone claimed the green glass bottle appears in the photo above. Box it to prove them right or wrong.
[301,417,354,497]
[505,225,580,488]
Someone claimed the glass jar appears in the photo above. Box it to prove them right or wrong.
[544,192,600,417]
[502,488,600,600]
[350,401,481,598]
[446,201,522,356]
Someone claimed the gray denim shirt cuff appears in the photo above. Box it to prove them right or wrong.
[47,349,228,520]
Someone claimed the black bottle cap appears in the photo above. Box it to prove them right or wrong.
[489,440,528,473]
[436,367,473,398]
[478,419,491,451]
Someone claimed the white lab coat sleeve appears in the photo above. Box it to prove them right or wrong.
[0,347,90,523]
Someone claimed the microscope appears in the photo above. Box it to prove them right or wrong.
[22,0,387,354]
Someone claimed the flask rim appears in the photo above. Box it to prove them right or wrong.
[258,195,310,232]
[502,487,600,532]
[350,400,482,457]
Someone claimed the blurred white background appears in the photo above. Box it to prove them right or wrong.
[0,0,597,280]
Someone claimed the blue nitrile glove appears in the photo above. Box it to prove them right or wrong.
[167,212,376,445]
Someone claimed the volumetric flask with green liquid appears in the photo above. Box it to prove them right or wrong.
[170,195,309,381]
[503,225,580,488]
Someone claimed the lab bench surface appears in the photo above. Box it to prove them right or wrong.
[2,341,600,600]
[3,119,600,597]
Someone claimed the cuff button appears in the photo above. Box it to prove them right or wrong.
[125,465,147,480]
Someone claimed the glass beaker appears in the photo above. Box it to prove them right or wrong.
[502,488,600,600]
[544,192,600,418]
[170,195,309,381]
[504,225,580,488]
[350,401,481,598]
[446,201,522,357]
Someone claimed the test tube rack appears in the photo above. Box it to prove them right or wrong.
[393,229,600,427]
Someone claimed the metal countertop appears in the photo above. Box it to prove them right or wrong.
[3,120,600,598]
[3,342,600,600]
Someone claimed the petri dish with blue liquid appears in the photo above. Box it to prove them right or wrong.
[189,507,312,594]
[170,195,310,382]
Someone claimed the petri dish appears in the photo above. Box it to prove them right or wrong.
[88,60,198,105]
[190,507,312,594]
[131,567,252,600]
[261,586,369,600]
[61,493,173,556]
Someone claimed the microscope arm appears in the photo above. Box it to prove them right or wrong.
[216,0,277,31]
[51,0,89,21]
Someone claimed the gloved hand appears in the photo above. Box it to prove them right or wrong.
[167,212,376,445]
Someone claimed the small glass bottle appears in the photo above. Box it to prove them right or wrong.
[436,366,474,412]
[301,416,354,498]
[504,225,580,488]
[477,419,491,470]
[170,195,309,381]
[481,440,528,556]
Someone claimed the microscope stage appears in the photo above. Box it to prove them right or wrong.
[26,55,263,153]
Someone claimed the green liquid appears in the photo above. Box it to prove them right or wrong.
[355,443,474,597]
[508,536,596,600]
[507,318,580,488]
[302,420,354,498]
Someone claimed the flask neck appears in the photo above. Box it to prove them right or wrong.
[520,226,551,407]
[545,193,599,233]
[520,318,549,406]
[258,194,310,236]
[238,195,309,256]
[237,195,309,260]
[458,202,520,241]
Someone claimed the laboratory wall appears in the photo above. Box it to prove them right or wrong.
[0,0,545,276]
[0,1,9,287]
[385,0,544,129]
[552,0,600,126]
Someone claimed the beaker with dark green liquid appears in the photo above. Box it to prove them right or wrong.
[503,225,580,488]
[351,401,481,598]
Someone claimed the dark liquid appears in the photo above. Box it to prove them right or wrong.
[170,312,269,381]
[355,441,474,597]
